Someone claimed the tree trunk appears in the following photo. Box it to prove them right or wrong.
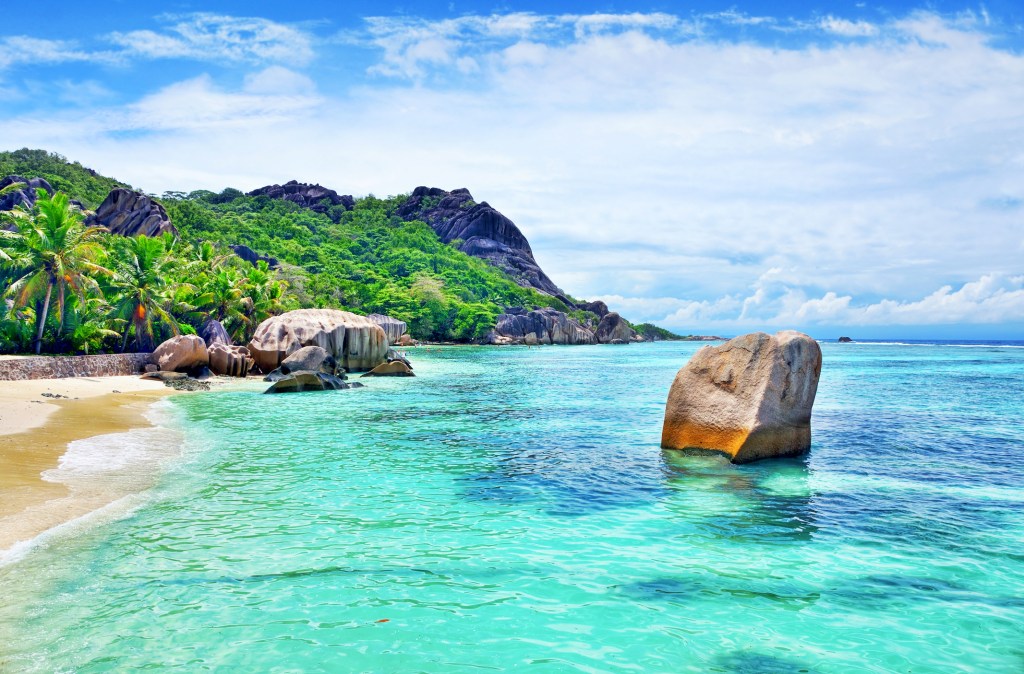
[34,280,53,355]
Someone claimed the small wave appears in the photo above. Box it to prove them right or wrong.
[2,399,188,568]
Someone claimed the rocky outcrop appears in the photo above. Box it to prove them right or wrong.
[398,186,561,295]
[0,175,53,213]
[200,319,231,347]
[264,371,362,393]
[208,343,253,377]
[247,180,354,217]
[85,188,176,237]
[838,336,853,343]
[579,300,609,318]
[396,334,416,347]
[367,314,407,345]
[361,360,414,377]
[247,309,388,373]
[595,312,636,344]
[153,335,209,372]
[280,345,337,375]
[488,308,596,345]
[661,331,822,464]
[230,244,279,270]
[0,353,151,380]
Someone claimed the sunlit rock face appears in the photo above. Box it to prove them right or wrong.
[661,331,822,464]
[248,309,388,373]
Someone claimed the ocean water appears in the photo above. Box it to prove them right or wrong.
[1,341,1023,673]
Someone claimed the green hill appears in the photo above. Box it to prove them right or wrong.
[0,148,129,209]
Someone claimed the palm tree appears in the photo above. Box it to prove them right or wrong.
[4,190,108,354]
[240,260,289,340]
[107,235,179,352]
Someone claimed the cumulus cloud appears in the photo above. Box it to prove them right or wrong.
[2,9,1022,334]
[603,275,1024,332]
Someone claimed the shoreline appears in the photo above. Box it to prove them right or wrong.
[0,376,175,556]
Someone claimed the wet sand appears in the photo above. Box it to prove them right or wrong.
[0,377,173,554]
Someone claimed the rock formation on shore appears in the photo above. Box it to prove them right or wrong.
[489,308,596,345]
[595,312,637,344]
[661,331,822,464]
[398,186,562,295]
[208,343,253,377]
[367,314,407,345]
[84,188,177,237]
[247,180,354,216]
[153,334,209,372]
[200,319,231,347]
[248,309,388,373]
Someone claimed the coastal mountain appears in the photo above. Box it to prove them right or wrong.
[396,186,562,296]
[0,149,685,348]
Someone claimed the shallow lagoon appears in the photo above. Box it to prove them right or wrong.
[1,341,1022,672]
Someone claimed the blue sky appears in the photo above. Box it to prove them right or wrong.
[2,1,1022,338]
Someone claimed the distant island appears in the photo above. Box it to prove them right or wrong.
[0,148,699,356]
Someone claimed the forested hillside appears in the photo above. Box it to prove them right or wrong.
[0,149,576,354]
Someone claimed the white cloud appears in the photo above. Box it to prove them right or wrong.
[818,16,878,37]
[110,13,315,65]
[0,36,111,70]
[604,275,1024,331]
[2,9,1022,334]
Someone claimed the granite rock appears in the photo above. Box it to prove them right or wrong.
[661,331,822,464]
[248,309,388,373]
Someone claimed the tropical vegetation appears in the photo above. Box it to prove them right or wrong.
[0,149,592,354]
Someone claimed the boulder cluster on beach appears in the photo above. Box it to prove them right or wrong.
[144,309,418,393]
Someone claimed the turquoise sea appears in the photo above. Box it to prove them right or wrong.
[1,340,1023,673]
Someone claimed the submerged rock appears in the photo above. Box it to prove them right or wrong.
[165,378,211,392]
[153,335,209,372]
[264,371,362,393]
[248,309,389,373]
[361,360,414,377]
[661,331,822,464]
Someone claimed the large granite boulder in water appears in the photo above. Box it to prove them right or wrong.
[595,312,636,344]
[367,314,407,345]
[85,188,176,237]
[264,371,360,393]
[397,186,562,295]
[661,331,822,464]
[248,309,388,373]
[153,335,209,372]
[489,308,596,345]
[208,343,253,377]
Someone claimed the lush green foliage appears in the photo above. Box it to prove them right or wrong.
[0,149,129,209]
[163,189,564,341]
[633,323,687,341]
[0,193,292,354]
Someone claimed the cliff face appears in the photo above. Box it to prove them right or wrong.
[397,186,562,296]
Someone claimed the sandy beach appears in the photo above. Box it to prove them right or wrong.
[0,376,174,554]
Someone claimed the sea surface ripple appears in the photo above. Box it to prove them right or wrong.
[1,341,1022,672]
